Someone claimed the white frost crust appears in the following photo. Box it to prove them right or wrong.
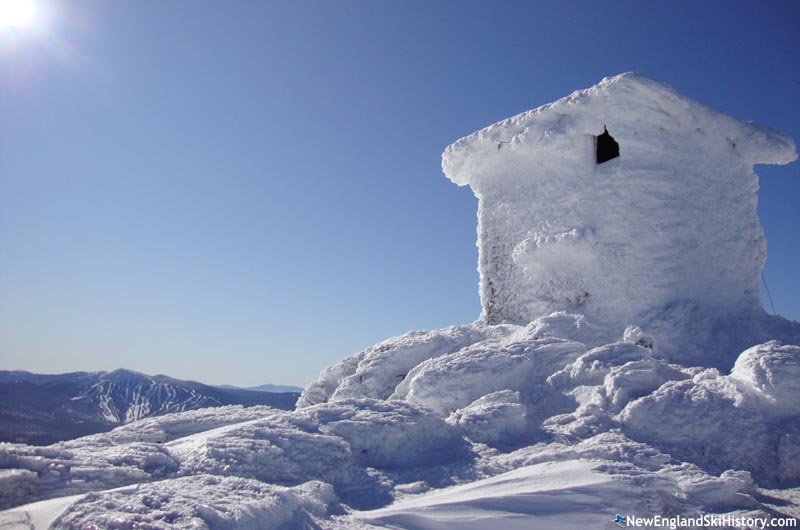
[619,340,800,483]
[390,332,585,416]
[165,412,360,488]
[298,323,504,408]
[446,390,528,446]
[298,398,467,469]
[441,72,797,368]
[104,405,277,444]
[443,73,796,187]
[730,341,800,414]
[52,476,336,530]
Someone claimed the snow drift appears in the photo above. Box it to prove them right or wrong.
[1,73,798,529]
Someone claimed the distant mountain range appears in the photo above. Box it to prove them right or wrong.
[215,383,304,393]
[0,369,300,445]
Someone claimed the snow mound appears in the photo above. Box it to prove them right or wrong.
[355,459,643,530]
[299,398,468,469]
[547,341,653,387]
[104,405,277,444]
[730,341,800,413]
[619,344,800,485]
[0,437,180,510]
[388,323,588,416]
[353,458,760,530]
[603,358,691,412]
[447,390,528,447]
[51,476,336,530]
[297,323,512,408]
[166,413,360,489]
[300,311,799,490]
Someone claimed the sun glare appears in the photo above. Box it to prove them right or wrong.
[0,0,36,29]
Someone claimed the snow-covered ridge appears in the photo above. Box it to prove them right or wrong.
[0,368,297,445]
[83,369,221,423]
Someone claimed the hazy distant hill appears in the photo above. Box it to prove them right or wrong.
[216,383,304,393]
[0,369,299,445]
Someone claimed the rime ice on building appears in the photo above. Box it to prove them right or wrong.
[442,73,798,367]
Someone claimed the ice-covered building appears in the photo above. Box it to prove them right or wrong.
[442,73,798,367]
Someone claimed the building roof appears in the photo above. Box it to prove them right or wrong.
[442,73,796,192]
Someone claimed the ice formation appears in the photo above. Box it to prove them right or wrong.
[443,73,798,368]
[1,73,798,529]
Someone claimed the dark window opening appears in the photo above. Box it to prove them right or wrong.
[596,127,619,164]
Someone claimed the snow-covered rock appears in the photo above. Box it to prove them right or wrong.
[52,476,337,530]
[298,398,468,470]
[390,331,585,416]
[603,358,690,412]
[105,404,278,444]
[447,390,528,447]
[618,346,800,485]
[297,323,512,408]
[165,413,359,490]
[0,436,180,510]
[730,341,800,414]
[547,341,653,388]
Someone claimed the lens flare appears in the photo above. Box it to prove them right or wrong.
[0,0,36,29]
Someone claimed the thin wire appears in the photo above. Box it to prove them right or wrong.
[762,271,776,315]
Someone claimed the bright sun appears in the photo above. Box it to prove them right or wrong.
[0,0,36,29]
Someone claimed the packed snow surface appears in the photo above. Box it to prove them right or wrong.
[1,74,798,529]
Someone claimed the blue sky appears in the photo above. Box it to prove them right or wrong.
[1,0,798,386]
